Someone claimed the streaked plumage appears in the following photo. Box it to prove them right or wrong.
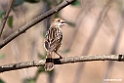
[44,18,65,71]
[44,26,63,52]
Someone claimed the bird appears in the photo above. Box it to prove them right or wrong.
[44,18,66,71]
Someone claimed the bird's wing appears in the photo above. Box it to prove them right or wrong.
[44,27,63,52]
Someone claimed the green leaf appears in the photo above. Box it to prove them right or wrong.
[0,79,5,83]
[71,0,80,6]
[23,78,35,83]
[67,21,75,27]
[13,0,24,8]
[60,49,70,54]
[0,54,5,59]
[7,16,13,28]
[0,11,6,19]
[54,13,59,18]
[47,69,54,74]
[41,31,46,37]
[42,0,53,5]
[37,66,45,73]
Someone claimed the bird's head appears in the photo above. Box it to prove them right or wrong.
[51,18,66,28]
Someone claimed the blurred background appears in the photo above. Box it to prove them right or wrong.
[0,0,124,83]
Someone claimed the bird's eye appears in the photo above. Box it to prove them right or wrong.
[57,20,60,22]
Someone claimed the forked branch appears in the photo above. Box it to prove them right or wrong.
[0,0,14,37]
[0,0,76,49]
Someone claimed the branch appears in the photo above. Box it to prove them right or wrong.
[0,0,76,49]
[0,0,14,37]
[0,54,124,73]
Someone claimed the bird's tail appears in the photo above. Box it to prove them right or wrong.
[44,52,54,71]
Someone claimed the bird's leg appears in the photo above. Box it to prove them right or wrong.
[55,51,63,59]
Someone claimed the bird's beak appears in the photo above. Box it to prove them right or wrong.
[61,20,66,26]
[62,20,66,24]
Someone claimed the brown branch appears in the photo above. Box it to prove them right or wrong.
[0,0,14,37]
[0,0,76,49]
[0,54,124,73]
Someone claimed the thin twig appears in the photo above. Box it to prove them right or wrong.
[0,54,124,73]
[0,0,14,37]
[0,0,76,49]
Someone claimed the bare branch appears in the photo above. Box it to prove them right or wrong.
[0,0,76,49]
[0,0,14,37]
[0,54,123,73]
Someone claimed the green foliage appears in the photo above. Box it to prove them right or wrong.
[25,0,41,3]
[0,79,5,83]
[0,11,6,19]
[71,0,81,6]
[47,69,54,75]
[7,16,13,28]
[37,66,45,73]
[41,31,46,37]
[42,0,62,5]
[54,12,59,18]
[60,49,70,54]
[67,21,76,27]
[42,0,53,5]
[37,52,46,73]
[23,78,35,83]
[13,0,24,8]
[0,53,5,59]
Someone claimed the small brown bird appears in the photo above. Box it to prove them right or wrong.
[44,18,65,71]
